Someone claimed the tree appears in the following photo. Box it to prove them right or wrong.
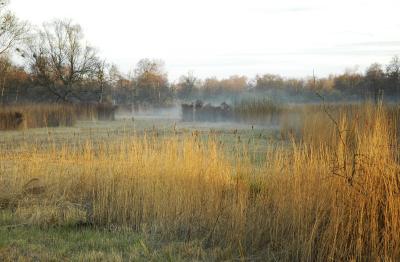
[94,59,108,103]
[365,63,384,102]
[333,67,363,93]
[255,74,284,90]
[0,0,27,55]
[133,58,170,105]
[108,64,121,88]
[24,19,99,102]
[0,54,10,103]
[385,55,400,96]
[201,77,220,96]
[220,75,247,92]
[176,71,198,99]
[0,55,29,103]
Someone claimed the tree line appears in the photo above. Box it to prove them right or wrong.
[0,0,399,106]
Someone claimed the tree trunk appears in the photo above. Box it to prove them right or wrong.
[15,86,19,103]
[1,77,6,105]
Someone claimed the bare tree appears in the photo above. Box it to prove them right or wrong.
[133,58,169,105]
[176,71,198,99]
[365,63,384,103]
[24,19,99,102]
[134,58,165,77]
[0,0,27,55]
[386,55,400,96]
[94,59,109,103]
[0,54,10,103]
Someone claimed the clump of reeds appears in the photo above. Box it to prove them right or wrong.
[73,103,117,121]
[0,111,24,130]
[0,103,118,130]
[234,97,283,123]
[0,104,77,130]
[26,104,76,128]
[96,103,117,121]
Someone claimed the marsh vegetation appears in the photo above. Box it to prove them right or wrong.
[0,102,399,261]
[0,0,400,260]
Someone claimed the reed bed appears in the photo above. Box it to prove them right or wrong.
[0,103,399,260]
[0,103,117,130]
[74,103,117,121]
[0,104,76,130]
[234,98,283,123]
[0,111,24,130]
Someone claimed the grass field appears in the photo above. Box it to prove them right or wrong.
[0,102,399,261]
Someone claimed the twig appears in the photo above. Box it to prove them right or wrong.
[315,92,346,148]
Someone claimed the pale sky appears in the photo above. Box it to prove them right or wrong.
[10,0,400,80]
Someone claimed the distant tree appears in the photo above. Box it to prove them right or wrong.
[94,59,109,103]
[365,63,385,102]
[333,68,363,93]
[255,74,284,90]
[108,64,121,88]
[385,55,400,96]
[0,55,29,103]
[305,77,330,91]
[0,55,11,103]
[220,75,248,92]
[283,78,304,94]
[0,0,27,55]
[133,58,170,105]
[201,77,220,96]
[24,19,99,102]
[176,71,198,99]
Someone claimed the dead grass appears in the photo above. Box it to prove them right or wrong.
[0,103,399,260]
[0,104,76,130]
[74,103,117,121]
[0,111,24,130]
[234,97,283,123]
[0,103,118,130]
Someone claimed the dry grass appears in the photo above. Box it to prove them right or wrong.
[0,104,77,130]
[0,111,24,130]
[0,103,117,130]
[0,103,399,260]
[234,98,283,123]
[74,103,117,121]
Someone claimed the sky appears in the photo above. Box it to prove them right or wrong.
[9,0,400,81]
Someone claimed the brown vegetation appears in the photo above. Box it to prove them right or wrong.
[0,111,23,130]
[1,103,399,260]
[0,103,117,130]
[0,104,75,130]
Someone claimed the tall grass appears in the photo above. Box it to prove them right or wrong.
[0,111,24,130]
[0,103,117,130]
[74,103,117,121]
[0,103,399,260]
[234,98,283,123]
[0,104,76,130]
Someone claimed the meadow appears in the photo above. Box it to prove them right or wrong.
[0,102,399,261]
